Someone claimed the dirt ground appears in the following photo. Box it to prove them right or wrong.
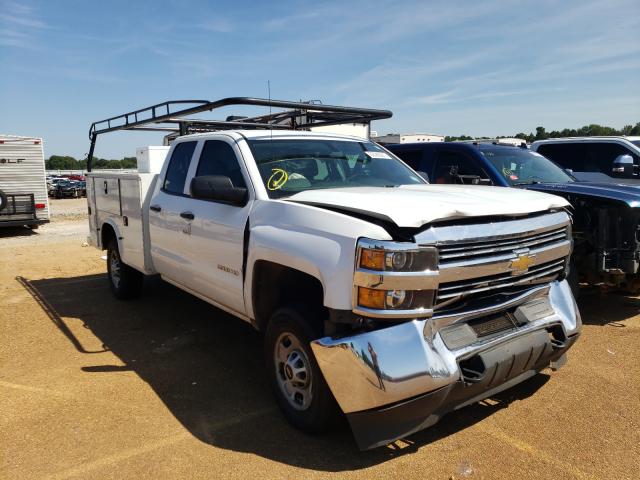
[1,199,639,479]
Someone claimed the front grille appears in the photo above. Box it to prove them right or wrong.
[438,226,569,265]
[437,258,565,302]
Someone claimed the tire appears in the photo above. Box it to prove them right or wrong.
[0,189,7,212]
[264,304,341,433]
[106,239,143,299]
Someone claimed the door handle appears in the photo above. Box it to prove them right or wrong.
[180,211,195,220]
[150,204,162,212]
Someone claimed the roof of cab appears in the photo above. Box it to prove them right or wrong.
[176,129,369,142]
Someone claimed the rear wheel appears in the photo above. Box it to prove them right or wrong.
[107,239,143,299]
[264,305,340,433]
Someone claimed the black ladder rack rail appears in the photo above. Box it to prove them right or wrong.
[86,97,392,171]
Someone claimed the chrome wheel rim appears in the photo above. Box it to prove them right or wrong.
[109,250,121,289]
[274,331,313,411]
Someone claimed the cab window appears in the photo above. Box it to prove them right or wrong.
[433,150,491,185]
[394,149,423,170]
[163,141,197,194]
[195,140,247,189]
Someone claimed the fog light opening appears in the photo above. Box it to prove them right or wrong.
[459,355,486,384]
[547,325,567,350]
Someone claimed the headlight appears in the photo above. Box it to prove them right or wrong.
[357,241,437,272]
[355,239,438,315]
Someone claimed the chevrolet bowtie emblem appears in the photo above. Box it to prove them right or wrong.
[510,252,536,274]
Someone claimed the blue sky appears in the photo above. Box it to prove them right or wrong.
[1,0,639,159]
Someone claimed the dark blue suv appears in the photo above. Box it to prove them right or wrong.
[387,141,640,294]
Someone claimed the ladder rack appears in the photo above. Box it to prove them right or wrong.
[87,97,392,171]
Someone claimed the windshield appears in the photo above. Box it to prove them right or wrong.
[247,138,425,198]
[631,140,640,148]
[480,147,574,185]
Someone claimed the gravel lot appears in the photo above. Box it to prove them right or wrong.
[1,202,638,479]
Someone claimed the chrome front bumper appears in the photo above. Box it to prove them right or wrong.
[311,280,581,448]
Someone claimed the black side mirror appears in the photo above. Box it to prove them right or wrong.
[612,154,635,178]
[416,171,430,182]
[191,175,247,206]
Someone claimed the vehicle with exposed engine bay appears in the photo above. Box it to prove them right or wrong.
[85,98,581,449]
[387,141,640,293]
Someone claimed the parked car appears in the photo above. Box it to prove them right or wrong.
[531,137,640,184]
[85,98,580,450]
[387,141,640,293]
[53,180,83,198]
[76,180,87,197]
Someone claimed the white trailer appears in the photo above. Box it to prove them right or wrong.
[0,135,50,228]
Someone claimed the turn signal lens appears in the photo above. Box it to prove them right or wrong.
[360,249,385,270]
[358,287,386,309]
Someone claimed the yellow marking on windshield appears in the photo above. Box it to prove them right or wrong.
[267,168,289,190]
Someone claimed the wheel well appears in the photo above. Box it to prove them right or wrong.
[101,223,116,250]
[252,260,325,331]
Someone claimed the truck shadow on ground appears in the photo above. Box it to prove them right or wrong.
[19,274,581,470]
[0,226,39,238]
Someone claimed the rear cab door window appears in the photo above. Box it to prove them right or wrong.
[163,141,198,195]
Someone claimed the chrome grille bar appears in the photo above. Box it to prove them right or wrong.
[439,227,568,263]
[437,259,565,301]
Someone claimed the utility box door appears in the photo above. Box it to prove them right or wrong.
[94,177,121,216]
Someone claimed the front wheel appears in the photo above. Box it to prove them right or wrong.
[264,305,340,433]
[107,240,143,299]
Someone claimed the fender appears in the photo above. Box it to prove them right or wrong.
[99,217,124,254]
[243,199,392,318]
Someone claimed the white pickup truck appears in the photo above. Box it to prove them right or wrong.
[86,99,581,449]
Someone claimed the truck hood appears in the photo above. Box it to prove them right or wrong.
[524,182,640,208]
[286,185,570,228]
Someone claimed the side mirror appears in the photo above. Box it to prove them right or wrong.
[191,175,247,206]
[564,168,574,175]
[612,154,635,178]
[416,171,430,182]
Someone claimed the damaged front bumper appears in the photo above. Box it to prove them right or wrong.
[310,280,581,450]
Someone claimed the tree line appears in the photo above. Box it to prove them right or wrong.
[445,122,640,143]
[46,155,137,170]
